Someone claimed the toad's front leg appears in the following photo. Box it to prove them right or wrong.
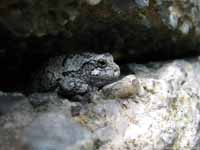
[58,77,91,102]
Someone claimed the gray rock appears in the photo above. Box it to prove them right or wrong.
[28,92,59,107]
[0,92,74,150]
[0,0,200,62]
[156,0,200,34]
[0,92,35,150]
[76,57,200,149]
[0,92,28,115]
[0,0,198,37]
[3,57,200,150]
[135,0,149,8]
[22,112,94,150]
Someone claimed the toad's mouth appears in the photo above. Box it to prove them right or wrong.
[91,66,120,78]
[91,72,120,81]
[89,73,120,88]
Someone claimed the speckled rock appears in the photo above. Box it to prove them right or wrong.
[0,92,35,150]
[0,92,91,150]
[1,0,200,36]
[1,0,200,59]
[22,112,94,150]
[156,0,200,35]
[2,57,200,150]
[0,92,26,115]
[77,57,200,149]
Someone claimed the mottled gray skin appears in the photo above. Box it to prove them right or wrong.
[32,53,120,102]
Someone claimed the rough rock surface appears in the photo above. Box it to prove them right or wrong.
[0,0,200,60]
[0,93,85,150]
[1,57,200,149]
[22,112,94,150]
[1,0,200,37]
[0,92,26,115]
[0,92,35,150]
[88,58,200,149]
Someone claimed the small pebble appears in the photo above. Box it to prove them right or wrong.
[85,0,102,6]
[101,75,140,99]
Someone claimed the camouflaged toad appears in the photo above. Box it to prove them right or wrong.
[32,53,120,102]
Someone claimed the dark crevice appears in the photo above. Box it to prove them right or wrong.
[0,23,199,92]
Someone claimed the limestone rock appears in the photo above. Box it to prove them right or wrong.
[79,57,200,149]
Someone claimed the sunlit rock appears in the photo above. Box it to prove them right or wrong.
[80,57,200,149]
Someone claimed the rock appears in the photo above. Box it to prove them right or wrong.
[156,0,200,34]
[2,57,200,149]
[0,92,35,150]
[0,92,72,150]
[0,0,199,38]
[28,93,56,107]
[77,56,200,149]
[0,0,200,63]
[101,75,140,99]
[1,0,200,91]
[135,0,149,8]
[0,92,26,115]
[85,0,102,6]
[28,92,73,118]
[0,0,180,36]
[22,112,94,150]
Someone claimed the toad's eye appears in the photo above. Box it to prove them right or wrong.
[97,59,107,68]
